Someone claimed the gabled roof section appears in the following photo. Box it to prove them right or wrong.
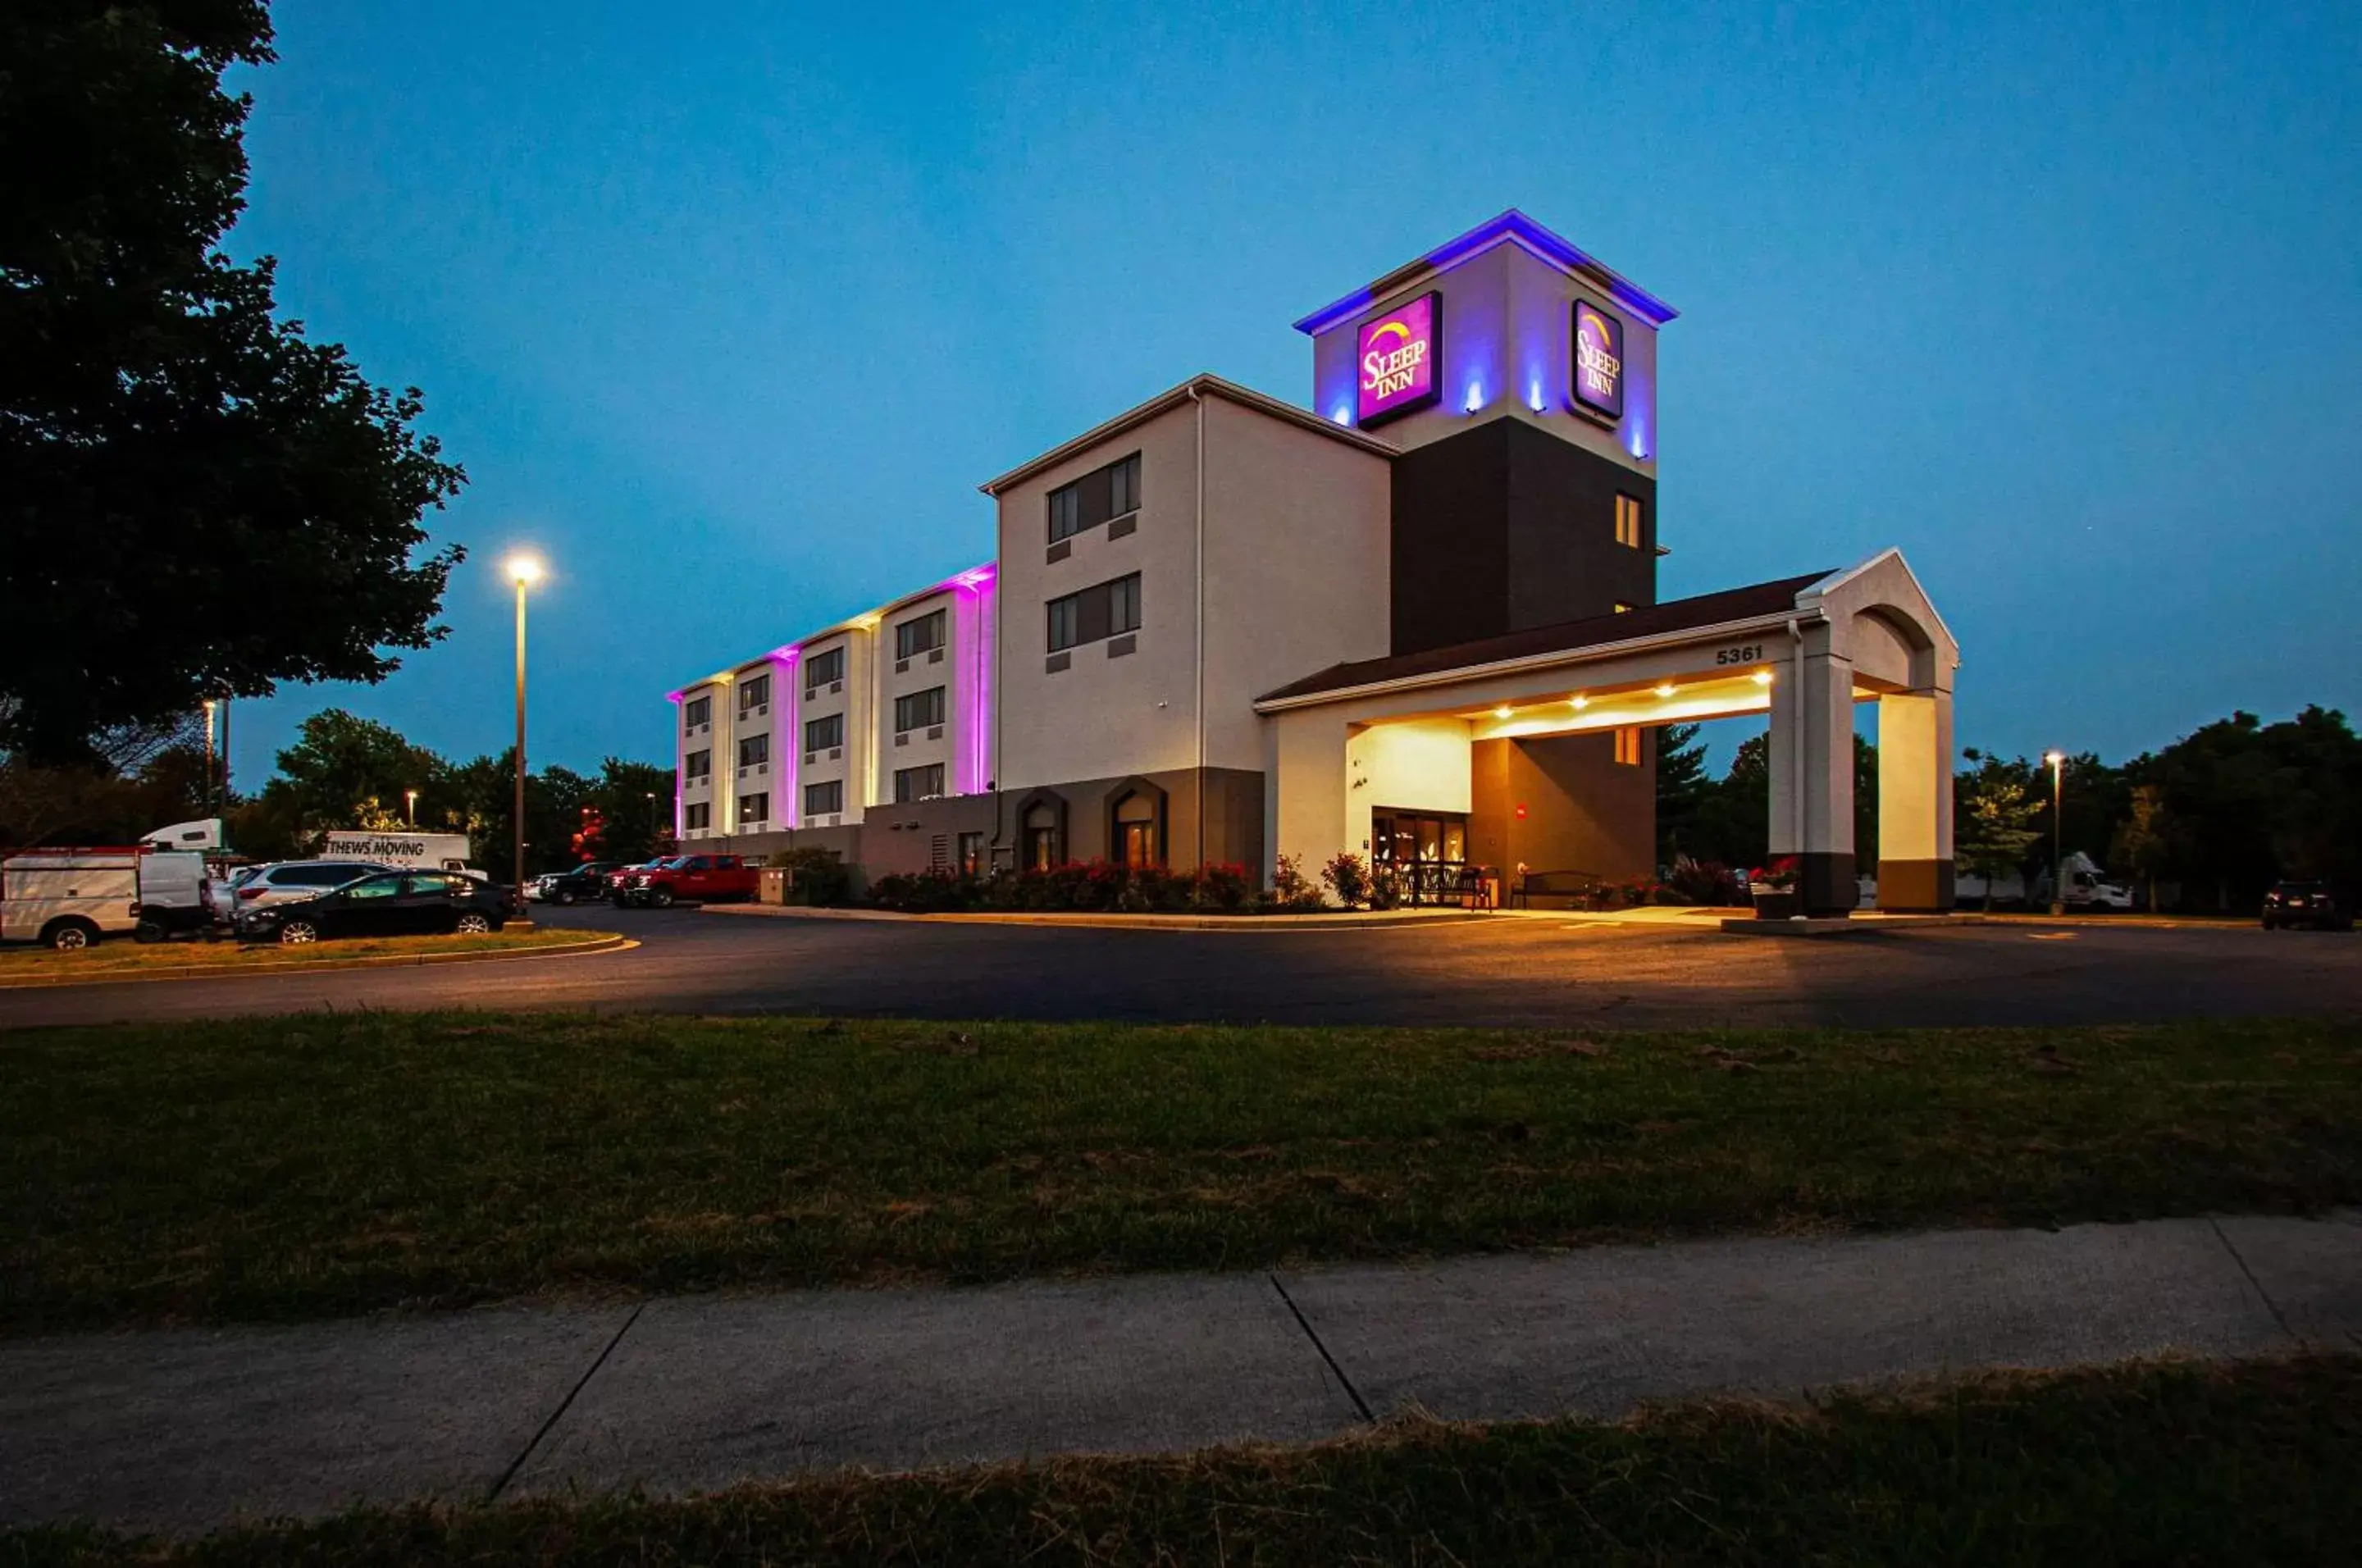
[978,374,1398,497]
[1256,572,1831,708]
[1293,209,1679,337]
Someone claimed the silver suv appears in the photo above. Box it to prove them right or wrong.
[214,860,393,923]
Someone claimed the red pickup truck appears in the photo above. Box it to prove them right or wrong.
[609,854,759,908]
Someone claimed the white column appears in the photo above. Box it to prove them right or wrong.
[1874,688,1954,910]
[1766,622,1855,914]
[1269,708,1352,894]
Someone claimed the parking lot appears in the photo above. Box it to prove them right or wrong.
[2,904,2355,1030]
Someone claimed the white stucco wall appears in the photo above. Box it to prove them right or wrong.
[1345,716,1472,859]
[1201,396,1393,773]
[995,403,1202,789]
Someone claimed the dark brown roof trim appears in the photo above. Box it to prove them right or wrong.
[1256,572,1833,705]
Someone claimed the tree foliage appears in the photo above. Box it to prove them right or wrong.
[209,710,677,874]
[1954,755,2045,904]
[1,1,466,762]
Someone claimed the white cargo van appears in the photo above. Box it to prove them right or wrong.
[1,848,211,949]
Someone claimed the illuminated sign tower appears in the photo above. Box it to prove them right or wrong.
[1296,211,1674,657]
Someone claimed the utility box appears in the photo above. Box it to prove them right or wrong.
[759,867,789,905]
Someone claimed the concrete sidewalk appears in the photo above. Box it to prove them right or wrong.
[4,1214,2356,1536]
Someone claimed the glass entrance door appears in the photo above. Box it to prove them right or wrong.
[1371,809,1469,905]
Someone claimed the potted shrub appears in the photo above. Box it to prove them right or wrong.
[1749,857,1802,919]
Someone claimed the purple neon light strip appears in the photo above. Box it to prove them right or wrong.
[1291,209,1678,336]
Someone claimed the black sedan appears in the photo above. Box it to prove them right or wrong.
[236,871,510,945]
[2262,881,2351,931]
[532,861,622,906]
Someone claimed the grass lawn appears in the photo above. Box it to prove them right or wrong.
[3,1013,2358,1331]
[12,1357,2359,1565]
[0,927,617,983]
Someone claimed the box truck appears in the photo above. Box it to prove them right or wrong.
[319,832,475,872]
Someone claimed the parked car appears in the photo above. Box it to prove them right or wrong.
[214,859,394,923]
[2261,881,2350,932]
[530,861,623,905]
[235,870,509,945]
[611,854,759,908]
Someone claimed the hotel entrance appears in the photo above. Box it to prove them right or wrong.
[1260,552,1961,917]
[1370,809,1470,905]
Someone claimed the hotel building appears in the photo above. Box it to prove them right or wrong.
[669,211,1958,914]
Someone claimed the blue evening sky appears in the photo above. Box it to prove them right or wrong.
[223,0,2361,784]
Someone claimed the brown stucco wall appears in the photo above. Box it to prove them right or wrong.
[1466,732,1655,885]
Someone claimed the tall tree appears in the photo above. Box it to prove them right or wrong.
[1,2,465,762]
[267,709,445,832]
[1653,722,1714,866]
[2109,784,2183,914]
[1954,757,2044,909]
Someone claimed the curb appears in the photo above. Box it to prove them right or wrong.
[1719,914,1982,937]
[0,933,639,990]
[702,905,1485,932]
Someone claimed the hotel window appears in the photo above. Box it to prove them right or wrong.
[1047,572,1142,654]
[737,733,768,769]
[1047,450,1143,542]
[896,609,946,659]
[1023,801,1060,868]
[1113,790,1159,868]
[684,749,710,783]
[894,686,946,733]
[738,792,769,827]
[1109,452,1141,517]
[683,801,710,832]
[894,763,945,804]
[1613,727,1643,767]
[682,695,710,731]
[804,713,843,751]
[1109,572,1142,636]
[957,831,984,876]
[739,672,771,712]
[1046,592,1081,653]
[804,646,845,691]
[805,779,844,817]
[1615,494,1644,549]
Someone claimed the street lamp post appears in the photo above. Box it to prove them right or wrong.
[508,555,545,914]
[2045,750,2066,916]
[404,789,418,827]
[201,700,217,818]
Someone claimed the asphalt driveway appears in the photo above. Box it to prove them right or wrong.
[2,906,2354,1029]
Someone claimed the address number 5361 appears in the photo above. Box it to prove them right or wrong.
[1713,644,1766,667]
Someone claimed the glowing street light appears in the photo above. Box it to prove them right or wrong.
[404,788,418,827]
[2045,750,2067,916]
[508,555,545,912]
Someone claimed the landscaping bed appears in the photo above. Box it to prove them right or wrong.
[0,927,618,985]
[4,1014,2357,1331]
[15,1356,2358,1564]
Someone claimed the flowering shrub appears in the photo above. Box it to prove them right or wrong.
[1270,853,1325,911]
[1748,855,1802,891]
[868,870,985,912]
[1320,851,1371,909]
[871,860,1271,914]
[776,846,853,906]
[1665,855,1745,906]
